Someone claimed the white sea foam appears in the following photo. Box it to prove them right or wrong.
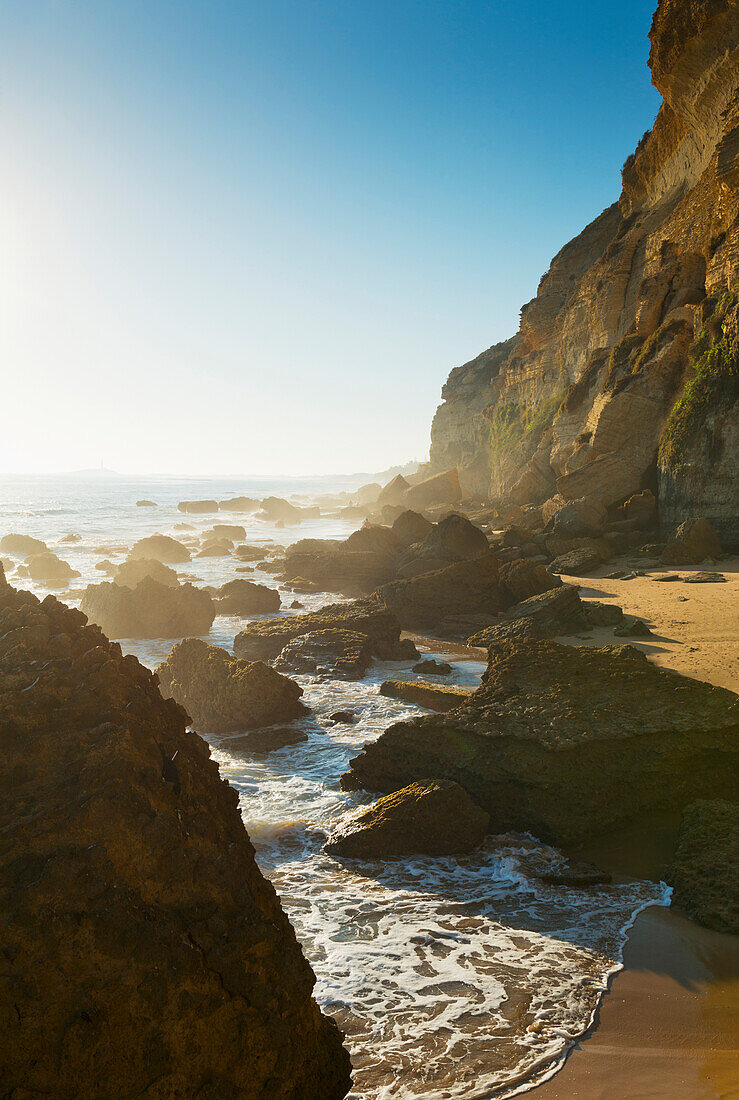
[0,473,672,1099]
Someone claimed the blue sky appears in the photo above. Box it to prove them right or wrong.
[0,0,661,475]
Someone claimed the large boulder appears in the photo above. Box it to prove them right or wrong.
[660,517,723,565]
[467,585,586,646]
[275,629,373,680]
[391,510,433,547]
[206,524,247,541]
[283,539,397,595]
[156,638,307,732]
[0,533,47,557]
[404,468,462,510]
[549,497,607,538]
[498,558,561,603]
[177,499,219,513]
[324,780,488,859]
[666,799,739,934]
[343,523,402,557]
[259,497,302,524]
[197,537,234,557]
[374,554,503,630]
[214,579,281,614]
[548,546,602,575]
[25,552,80,585]
[341,640,739,844]
[0,575,351,1098]
[80,578,215,638]
[405,512,489,566]
[129,534,191,564]
[376,474,410,508]
[114,557,179,588]
[219,496,260,512]
[234,598,403,662]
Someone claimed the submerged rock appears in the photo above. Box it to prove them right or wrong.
[114,557,179,589]
[214,578,281,614]
[156,637,307,732]
[81,578,214,638]
[219,726,309,754]
[667,799,739,933]
[0,571,351,1098]
[233,598,403,662]
[325,780,488,859]
[342,640,739,844]
[275,629,373,680]
[412,658,453,675]
[129,533,191,564]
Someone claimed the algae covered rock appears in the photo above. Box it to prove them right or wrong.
[129,533,191,564]
[0,574,351,1099]
[156,637,307,732]
[214,578,281,614]
[667,799,739,933]
[325,780,488,859]
[275,629,373,680]
[234,598,402,662]
[342,640,739,844]
[81,577,214,638]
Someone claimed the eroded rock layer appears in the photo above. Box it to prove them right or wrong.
[428,0,739,543]
[0,569,350,1099]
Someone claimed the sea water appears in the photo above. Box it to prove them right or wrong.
[0,473,670,1098]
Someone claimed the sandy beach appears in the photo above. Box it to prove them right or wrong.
[531,555,739,1098]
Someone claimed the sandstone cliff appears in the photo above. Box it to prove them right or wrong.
[0,567,350,1099]
[428,0,739,543]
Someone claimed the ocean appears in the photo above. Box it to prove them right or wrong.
[0,472,670,1098]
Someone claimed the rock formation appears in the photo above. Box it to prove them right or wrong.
[342,640,739,844]
[114,557,179,589]
[666,798,738,933]
[275,629,374,679]
[81,578,215,638]
[324,780,489,859]
[25,551,80,584]
[156,638,307,732]
[0,568,350,1098]
[233,598,404,662]
[379,680,474,711]
[129,533,191,564]
[214,578,281,614]
[426,0,739,545]
[0,533,48,556]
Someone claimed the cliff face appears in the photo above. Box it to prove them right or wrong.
[0,567,351,1099]
[429,0,739,542]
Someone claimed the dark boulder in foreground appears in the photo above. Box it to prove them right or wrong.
[342,640,739,844]
[157,637,307,732]
[661,517,723,565]
[81,577,214,638]
[375,554,503,630]
[233,598,403,662]
[275,629,373,680]
[667,799,739,934]
[325,780,488,859]
[0,568,351,1099]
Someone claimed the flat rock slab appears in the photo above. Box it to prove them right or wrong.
[379,680,474,711]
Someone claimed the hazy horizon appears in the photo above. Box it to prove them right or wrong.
[2,0,660,476]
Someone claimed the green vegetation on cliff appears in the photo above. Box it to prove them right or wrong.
[659,294,738,470]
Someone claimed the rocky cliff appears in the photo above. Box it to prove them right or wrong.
[0,567,351,1099]
[428,0,739,543]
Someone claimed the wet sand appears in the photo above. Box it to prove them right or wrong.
[532,555,739,1098]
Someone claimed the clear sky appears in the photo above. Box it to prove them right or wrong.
[0,0,661,476]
